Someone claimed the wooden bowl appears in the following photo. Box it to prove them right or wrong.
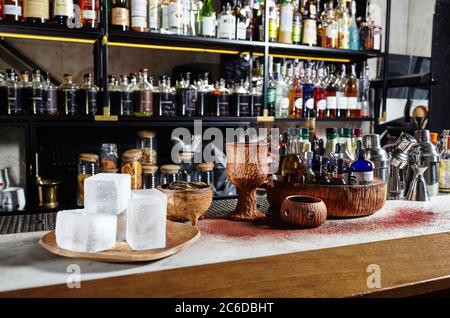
[267,179,387,218]
[280,195,327,228]
[157,185,213,226]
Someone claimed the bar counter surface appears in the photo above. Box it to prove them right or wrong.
[1,196,450,297]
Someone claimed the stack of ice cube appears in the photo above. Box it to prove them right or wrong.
[55,173,167,253]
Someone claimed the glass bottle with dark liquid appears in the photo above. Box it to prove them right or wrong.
[231,80,250,117]
[250,80,263,116]
[317,157,332,185]
[28,69,45,115]
[332,158,346,185]
[78,73,99,116]
[111,0,130,31]
[176,73,197,117]
[53,0,74,26]
[195,73,211,117]
[43,71,57,115]
[4,0,24,21]
[208,79,230,117]
[20,71,32,114]
[156,76,177,117]
[5,69,23,115]
[326,64,337,118]
[57,73,78,116]
[134,69,153,116]
[108,75,120,114]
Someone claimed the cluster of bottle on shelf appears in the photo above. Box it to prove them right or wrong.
[0,69,99,116]
[280,127,373,186]
[268,59,371,119]
[108,69,265,117]
[0,0,99,28]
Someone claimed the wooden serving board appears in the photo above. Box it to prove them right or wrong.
[39,220,200,263]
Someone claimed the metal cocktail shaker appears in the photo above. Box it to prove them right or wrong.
[406,166,430,202]
[363,134,389,182]
[410,130,440,196]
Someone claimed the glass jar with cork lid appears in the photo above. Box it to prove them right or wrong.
[196,162,215,186]
[142,164,159,189]
[136,130,157,164]
[77,153,99,206]
[121,149,143,189]
[177,151,195,182]
[160,164,181,185]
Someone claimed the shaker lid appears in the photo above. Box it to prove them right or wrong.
[160,164,181,174]
[79,153,99,162]
[363,134,381,149]
[196,162,214,172]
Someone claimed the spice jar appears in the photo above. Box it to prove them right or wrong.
[178,152,195,182]
[77,153,99,206]
[142,164,159,189]
[196,162,214,185]
[136,130,157,164]
[121,149,143,189]
[100,143,119,171]
[160,164,181,185]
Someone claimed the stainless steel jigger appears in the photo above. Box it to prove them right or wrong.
[406,166,430,201]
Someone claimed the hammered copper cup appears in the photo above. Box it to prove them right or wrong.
[226,142,269,221]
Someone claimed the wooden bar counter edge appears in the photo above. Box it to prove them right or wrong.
[1,231,449,298]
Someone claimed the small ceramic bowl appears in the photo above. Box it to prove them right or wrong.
[280,195,327,228]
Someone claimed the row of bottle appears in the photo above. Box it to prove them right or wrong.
[268,59,371,119]
[108,70,266,117]
[280,127,373,186]
[271,0,381,51]
[0,69,99,116]
[0,0,99,28]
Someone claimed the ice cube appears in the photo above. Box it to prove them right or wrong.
[116,209,127,241]
[126,189,167,250]
[55,209,117,253]
[84,173,131,215]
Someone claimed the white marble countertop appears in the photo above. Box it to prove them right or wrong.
[1,197,450,293]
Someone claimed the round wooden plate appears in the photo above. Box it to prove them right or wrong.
[39,220,200,263]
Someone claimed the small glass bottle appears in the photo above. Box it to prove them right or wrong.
[134,69,153,116]
[4,0,23,21]
[77,153,99,206]
[43,71,57,115]
[80,0,99,28]
[100,143,119,171]
[28,69,45,115]
[208,79,230,117]
[303,149,316,184]
[439,137,450,193]
[325,127,338,159]
[160,164,181,185]
[217,3,236,39]
[136,130,157,164]
[317,157,332,185]
[156,76,177,117]
[112,74,135,115]
[111,0,130,31]
[250,80,263,117]
[53,0,74,26]
[142,164,159,189]
[231,80,251,117]
[178,152,195,182]
[200,0,216,37]
[359,20,373,50]
[6,69,23,115]
[195,73,210,116]
[57,73,78,116]
[281,128,304,184]
[121,149,143,189]
[78,73,99,116]
[332,158,346,185]
[350,140,374,185]
[20,71,32,114]
[24,0,49,23]
[196,162,214,185]
[176,73,197,117]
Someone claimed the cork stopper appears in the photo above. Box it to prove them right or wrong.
[196,162,214,172]
[79,153,99,162]
[122,149,143,161]
[137,130,156,139]
[142,164,158,173]
[160,164,181,174]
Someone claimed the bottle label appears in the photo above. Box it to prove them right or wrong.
[182,0,190,26]
[169,2,182,29]
[54,0,74,17]
[317,99,326,110]
[24,0,50,19]
[309,5,316,15]
[4,4,22,16]
[355,171,373,185]
[302,19,317,45]
[202,16,216,37]
[237,21,247,40]
[267,88,276,104]
[279,5,293,32]
[131,0,147,18]
[132,17,146,28]
[58,89,77,114]
[338,17,350,49]
[82,10,97,20]
[347,97,357,110]
[294,98,302,109]
[336,93,347,109]
[268,18,278,39]
[349,26,360,50]
[148,0,159,29]
[292,21,301,42]
[279,97,289,109]
[305,98,314,109]
[7,87,22,114]
[112,8,130,27]
[326,23,338,39]
[217,14,236,39]
[136,90,153,114]
[121,91,134,115]
[326,96,337,109]
[161,5,169,29]
[236,94,250,116]
[45,89,57,114]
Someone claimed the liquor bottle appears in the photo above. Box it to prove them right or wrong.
[340,127,354,163]
[438,137,450,192]
[281,128,304,184]
[176,73,197,117]
[156,76,177,116]
[274,63,289,118]
[78,73,98,116]
[131,0,147,32]
[316,0,324,47]
[209,79,230,116]
[160,0,170,32]
[266,58,276,116]
[182,0,191,35]
[195,72,209,116]
[359,20,373,51]
[250,80,263,116]
[325,127,338,159]
[332,158,346,185]
[200,0,215,37]
[18,71,30,115]
[27,69,45,115]
[351,127,362,156]
[302,64,314,118]
[300,127,311,152]
[301,0,317,46]
[268,0,278,42]
[4,0,23,21]
[148,0,160,32]
[345,63,358,118]
[43,72,57,115]
[314,66,327,118]
[288,62,302,118]
[108,75,120,114]
[324,0,338,48]
[359,61,370,117]
[134,69,153,116]
[317,156,331,185]
[349,0,360,50]
[80,0,99,28]
[193,0,202,36]
[350,140,373,185]
[111,0,130,31]
[53,0,74,26]
[304,149,316,184]
[325,65,337,118]
[217,3,236,39]
[234,0,247,40]
[337,0,350,49]
[57,73,78,116]
[278,0,293,44]
[5,69,23,115]
[120,75,135,115]
[336,64,347,118]
[292,2,302,44]
[169,0,183,34]
[257,1,264,41]
[231,80,251,116]
[24,0,49,23]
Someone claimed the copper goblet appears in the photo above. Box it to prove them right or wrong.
[226,142,269,221]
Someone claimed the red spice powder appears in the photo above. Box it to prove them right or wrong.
[198,208,437,238]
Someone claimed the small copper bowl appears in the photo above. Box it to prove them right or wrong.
[280,195,327,228]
